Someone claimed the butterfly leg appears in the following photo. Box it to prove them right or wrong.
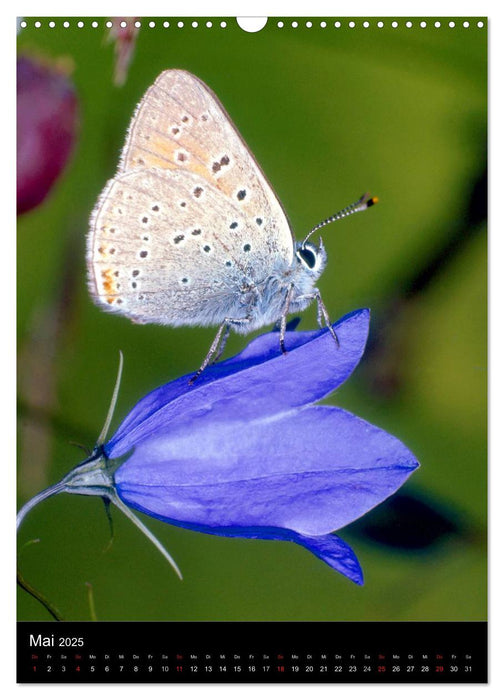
[294,289,339,347]
[272,317,301,333]
[189,316,251,384]
[315,295,324,328]
[313,289,339,347]
[212,323,232,365]
[189,321,229,384]
[278,284,296,354]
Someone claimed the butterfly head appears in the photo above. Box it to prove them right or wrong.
[295,238,327,280]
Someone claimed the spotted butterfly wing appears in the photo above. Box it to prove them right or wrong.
[87,69,295,327]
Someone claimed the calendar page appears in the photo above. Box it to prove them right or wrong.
[16,15,487,683]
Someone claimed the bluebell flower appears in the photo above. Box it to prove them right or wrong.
[17,309,419,585]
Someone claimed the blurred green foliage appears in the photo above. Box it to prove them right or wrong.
[17,17,486,622]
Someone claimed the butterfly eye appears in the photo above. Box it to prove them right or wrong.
[296,244,318,270]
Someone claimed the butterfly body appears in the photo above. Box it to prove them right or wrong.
[87,70,327,341]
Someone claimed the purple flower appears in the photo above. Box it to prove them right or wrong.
[17,55,78,215]
[17,309,419,585]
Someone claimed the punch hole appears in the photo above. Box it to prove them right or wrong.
[237,17,268,32]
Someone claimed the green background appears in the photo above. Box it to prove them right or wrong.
[17,17,487,622]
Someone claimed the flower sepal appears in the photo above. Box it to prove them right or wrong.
[59,446,128,498]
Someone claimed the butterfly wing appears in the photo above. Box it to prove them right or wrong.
[87,70,295,327]
[118,70,294,253]
[88,167,289,327]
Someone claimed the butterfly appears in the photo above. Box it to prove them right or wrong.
[87,69,376,377]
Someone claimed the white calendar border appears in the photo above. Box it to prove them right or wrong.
[5,1,501,698]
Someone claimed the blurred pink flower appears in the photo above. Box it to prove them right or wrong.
[108,18,139,86]
[17,55,78,215]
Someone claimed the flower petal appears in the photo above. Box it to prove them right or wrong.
[292,532,364,585]
[114,405,418,535]
[107,308,370,458]
[171,525,363,584]
[221,528,364,585]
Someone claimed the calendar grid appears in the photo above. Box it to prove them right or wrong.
[18,621,487,683]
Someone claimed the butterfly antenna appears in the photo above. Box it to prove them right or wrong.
[97,351,124,446]
[302,193,378,247]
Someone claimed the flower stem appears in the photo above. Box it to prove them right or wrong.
[17,567,64,621]
[16,481,66,531]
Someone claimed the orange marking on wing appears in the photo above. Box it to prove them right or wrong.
[101,268,117,304]
[128,132,228,186]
